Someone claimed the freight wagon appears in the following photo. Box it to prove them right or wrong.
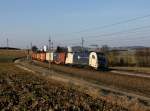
[32,53,37,60]
[40,52,46,62]
[46,52,54,62]
[54,52,66,64]
[37,53,41,61]
[32,51,108,70]
[65,52,107,69]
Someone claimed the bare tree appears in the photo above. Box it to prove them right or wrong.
[32,45,38,52]
[101,45,109,54]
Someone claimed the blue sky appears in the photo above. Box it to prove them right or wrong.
[0,0,150,48]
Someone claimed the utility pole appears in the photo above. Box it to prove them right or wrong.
[48,36,52,77]
[6,38,9,49]
[81,37,84,51]
[30,42,32,50]
[49,36,51,51]
[27,45,29,61]
[51,42,53,52]
[30,42,32,61]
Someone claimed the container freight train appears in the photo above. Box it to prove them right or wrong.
[32,51,107,70]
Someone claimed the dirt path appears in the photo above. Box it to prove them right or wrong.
[14,60,150,107]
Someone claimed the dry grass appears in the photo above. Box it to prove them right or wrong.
[0,49,149,110]
[0,49,26,62]
[29,61,150,110]
[33,61,150,98]
[0,63,130,111]
[66,80,150,111]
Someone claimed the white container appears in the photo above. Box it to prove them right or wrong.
[65,52,74,64]
[46,52,54,62]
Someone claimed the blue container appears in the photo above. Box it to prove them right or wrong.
[53,52,58,62]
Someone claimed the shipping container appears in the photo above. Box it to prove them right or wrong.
[54,52,66,64]
[53,52,58,62]
[46,52,54,62]
[40,52,46,62]
[32,53,37,60]
[46,53,50,61]
[65,52,74,64]
[37,53,41,61]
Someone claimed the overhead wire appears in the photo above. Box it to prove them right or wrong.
[55,14,150,46]
[57,14,150,36]
[60,25,150,43]
[62,31,150,47]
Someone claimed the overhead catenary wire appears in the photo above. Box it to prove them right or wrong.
[53,14,150,47]
[60,25,150,43]
[60,32,150,47]
[89,35,150,42]
[85,25,150,38]
[57,14,150,36]
[75,14,150,34]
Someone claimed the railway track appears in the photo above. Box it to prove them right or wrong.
[31,60,150,97]
[15,59,150,107]
[111,70,150,78]
[33,60,150,79]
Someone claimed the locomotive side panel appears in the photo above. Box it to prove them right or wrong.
[73,52,89,66]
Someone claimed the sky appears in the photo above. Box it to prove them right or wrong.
[0,0,150,49]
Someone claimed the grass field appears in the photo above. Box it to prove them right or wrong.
[32,61,150,98]
[0,49,26,62]
[0,50,149,110]
[0,50,129,110]
[0,63,132,111]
